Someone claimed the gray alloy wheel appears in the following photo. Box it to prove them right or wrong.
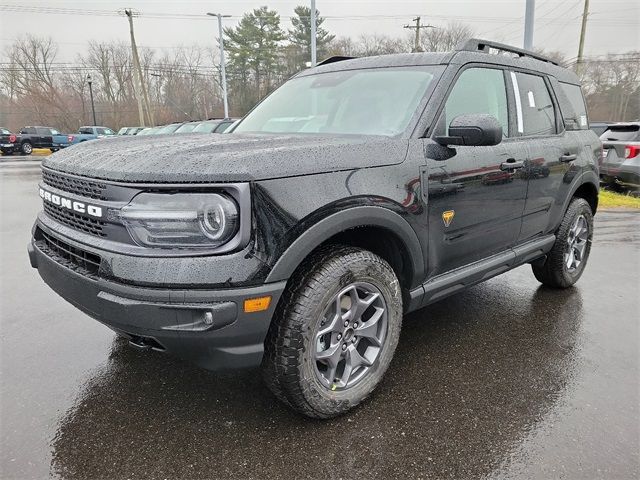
[313,282,388,391]
[565,214,589,273]
[21,142,32,155]
[262,245,402,418]
[532,197,593,288]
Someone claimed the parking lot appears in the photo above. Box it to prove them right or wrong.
[1,159,638,479]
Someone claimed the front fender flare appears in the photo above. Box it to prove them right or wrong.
[265,205,425,286]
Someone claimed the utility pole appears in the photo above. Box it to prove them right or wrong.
[403,17,435,53]
[576,0,590,75]
[207,12,231,118]
[87,74,97,125]
[310,0,317,67]
[125,9,154,126]
[523,0,535,50]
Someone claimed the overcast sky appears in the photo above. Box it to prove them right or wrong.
[0,0,638,62]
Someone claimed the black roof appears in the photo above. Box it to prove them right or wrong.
[305,38,579,85]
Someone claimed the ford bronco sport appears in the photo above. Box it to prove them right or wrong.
[29,40,600,418]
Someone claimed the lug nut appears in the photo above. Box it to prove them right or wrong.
[337,333,342,340]
[344,321,349,327]
[342,344,347,350]
[353,322,359,328]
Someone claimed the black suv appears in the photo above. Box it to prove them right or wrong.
[29,40,600,418]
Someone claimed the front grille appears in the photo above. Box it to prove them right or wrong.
[42,169,107,200]
[43,202,106,237]
[36,229,102,279]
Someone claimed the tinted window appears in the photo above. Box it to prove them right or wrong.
[559,82,588,130]
[601,125,640,142]
[79,127,93,134]
[441,67,508,137]
[513,72,556,136]
[36,127,51,135]
[235,66,439,136]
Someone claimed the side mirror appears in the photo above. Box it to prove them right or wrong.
[435,114,503,147]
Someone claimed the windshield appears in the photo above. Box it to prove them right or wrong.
[157,124,182,134]
[234,66,438,136]
[174,123,199,133]
[193,121,220,133]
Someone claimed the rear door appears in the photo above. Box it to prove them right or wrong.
[36,127,53,148]
[510,71,579,242]
[425,66,528,276]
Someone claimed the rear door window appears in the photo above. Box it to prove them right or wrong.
[511,72,557,136]
[36,127,51,135]
[559,82,589,130]
[79,127,93,134]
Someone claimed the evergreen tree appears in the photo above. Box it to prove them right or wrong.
[224,6,285,111]
[289,6,335,67]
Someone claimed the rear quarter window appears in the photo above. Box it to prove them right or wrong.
[559,82,589,130]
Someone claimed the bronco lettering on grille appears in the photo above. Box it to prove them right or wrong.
[39,187,103,218]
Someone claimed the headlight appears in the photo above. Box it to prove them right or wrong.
[120,193,239,248]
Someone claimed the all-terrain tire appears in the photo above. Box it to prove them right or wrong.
[532,198,593,288]
[261,245,403,418]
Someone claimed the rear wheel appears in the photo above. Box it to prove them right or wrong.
[532,198,593,288]
[262,246,402,418]
[21,142,32,155]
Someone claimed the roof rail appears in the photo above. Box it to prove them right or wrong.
[457,38,558,66]
[317,55,356,66]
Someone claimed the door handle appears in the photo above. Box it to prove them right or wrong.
[560,153,577,163]
[500,159,524,171]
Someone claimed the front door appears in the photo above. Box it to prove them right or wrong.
[425,66,528,277]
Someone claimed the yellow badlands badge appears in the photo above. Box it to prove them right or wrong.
[442,210,455,227]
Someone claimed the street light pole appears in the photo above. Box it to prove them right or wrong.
[310,0,317,67]
[87,74,97,125]
[207,12,231,119]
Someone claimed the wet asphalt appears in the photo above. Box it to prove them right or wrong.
[1,159,639,479]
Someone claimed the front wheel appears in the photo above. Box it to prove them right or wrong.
[532,198,593,288]
[262,246,403,418]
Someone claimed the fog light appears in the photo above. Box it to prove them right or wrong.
[244,296,271,313]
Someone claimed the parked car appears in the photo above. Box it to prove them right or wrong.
[2,126,70,155]
[68,126,116,146]
[0,127,20,155]
[30,39,600,418]
[154,123,184,135]
[599,122,640,190]
[136,126,162,136]
[173,121,201,134]
[117,127,145,136]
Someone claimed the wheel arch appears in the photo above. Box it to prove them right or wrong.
[572,177,599,215]
[265,206,425,291]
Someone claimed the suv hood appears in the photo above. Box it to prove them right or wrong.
[42,133,408,183]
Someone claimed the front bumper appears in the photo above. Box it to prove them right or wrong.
[28,234,286,371]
